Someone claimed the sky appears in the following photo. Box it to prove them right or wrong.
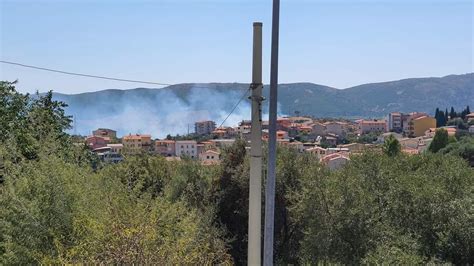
[1,0,473,94]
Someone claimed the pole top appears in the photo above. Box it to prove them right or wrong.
[253,22,263,27]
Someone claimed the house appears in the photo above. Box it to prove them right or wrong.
[358,119,387,134]
[408,116,436,137]
[199,150,220,164]
[263,130,289,140]
[107,143,123,154]
[201,141,217,151]
[425,127,457,138]
[236,121,251,138]
[324,121,347,136]
[466,113,474,122]
[279,140,304,153]
[298,125,313,134]
[399,137,429,150]
[326,147,350,155]
[175,140,198,159]
[86,135,110,150]
[324,135,338,146]
[211,129,227,139]
[387,112,403,132]
[311,122,326,136]
[470,125,474,134]
[93,144,123,163]
[195,120,216,135]
[122,134,152,154]
[210,139,235,149]
[321,153,350,171]
[155,140,176,156]
[92,128,117,139]
[402,146,419,155]
[213,126,236,138]
[337,143,368,153]
[288,116,313,125]
[305,146,327,159]
[276,118,291,130]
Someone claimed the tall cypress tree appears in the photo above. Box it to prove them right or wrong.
[440,110,446,127]
[450,107,456,119]
[435,108,440,126]
[445,108,449,122]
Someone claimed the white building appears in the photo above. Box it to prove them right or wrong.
[469,125,474,134]
[387,112,403,132]
[93,144,123,163]
[175,140,198,159]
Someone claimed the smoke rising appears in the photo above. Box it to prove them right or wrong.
[62,86,266,138]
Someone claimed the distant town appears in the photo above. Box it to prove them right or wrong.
[79,107,474,170]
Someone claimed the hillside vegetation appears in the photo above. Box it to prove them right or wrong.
[54,73,474,118]
[1,81,474,264]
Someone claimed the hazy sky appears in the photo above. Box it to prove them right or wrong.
[1,0,473,94]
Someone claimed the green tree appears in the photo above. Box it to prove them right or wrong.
[428,129,449,153]
[440,136,474,166]
[382,135,401,157]
[212,139,249,264]
[298,152,474,264]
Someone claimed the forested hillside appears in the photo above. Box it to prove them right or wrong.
[1,81,473,264]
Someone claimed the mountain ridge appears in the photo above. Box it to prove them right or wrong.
[50,73,474,136]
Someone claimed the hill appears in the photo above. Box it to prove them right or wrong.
[52,73,474,136]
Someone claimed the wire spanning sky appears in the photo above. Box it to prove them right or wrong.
[1,0,473,94]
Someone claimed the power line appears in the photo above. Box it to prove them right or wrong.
[217,86,251,128]
[0,60,172,86]
[2,59,251,130]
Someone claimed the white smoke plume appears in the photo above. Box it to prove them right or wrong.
[68,86,261,138]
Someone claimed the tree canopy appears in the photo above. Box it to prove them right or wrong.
[1,81,473,264]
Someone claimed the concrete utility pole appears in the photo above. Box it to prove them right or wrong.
[264,0,280,265]
[248,22,263,266]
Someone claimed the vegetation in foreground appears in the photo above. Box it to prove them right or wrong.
[1,81,473,264]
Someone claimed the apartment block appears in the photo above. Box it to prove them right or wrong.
[155,140,176,156]
[387,112,402,132]
[358,119,387,134]
[402,112,428,136]
[408,116,436,137]
[122,134,152,154]
[175,140,198,159]
[194,120,216,135]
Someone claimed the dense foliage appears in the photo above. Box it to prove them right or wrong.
[1,81,473,264]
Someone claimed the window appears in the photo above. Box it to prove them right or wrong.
[207,156,210,159]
